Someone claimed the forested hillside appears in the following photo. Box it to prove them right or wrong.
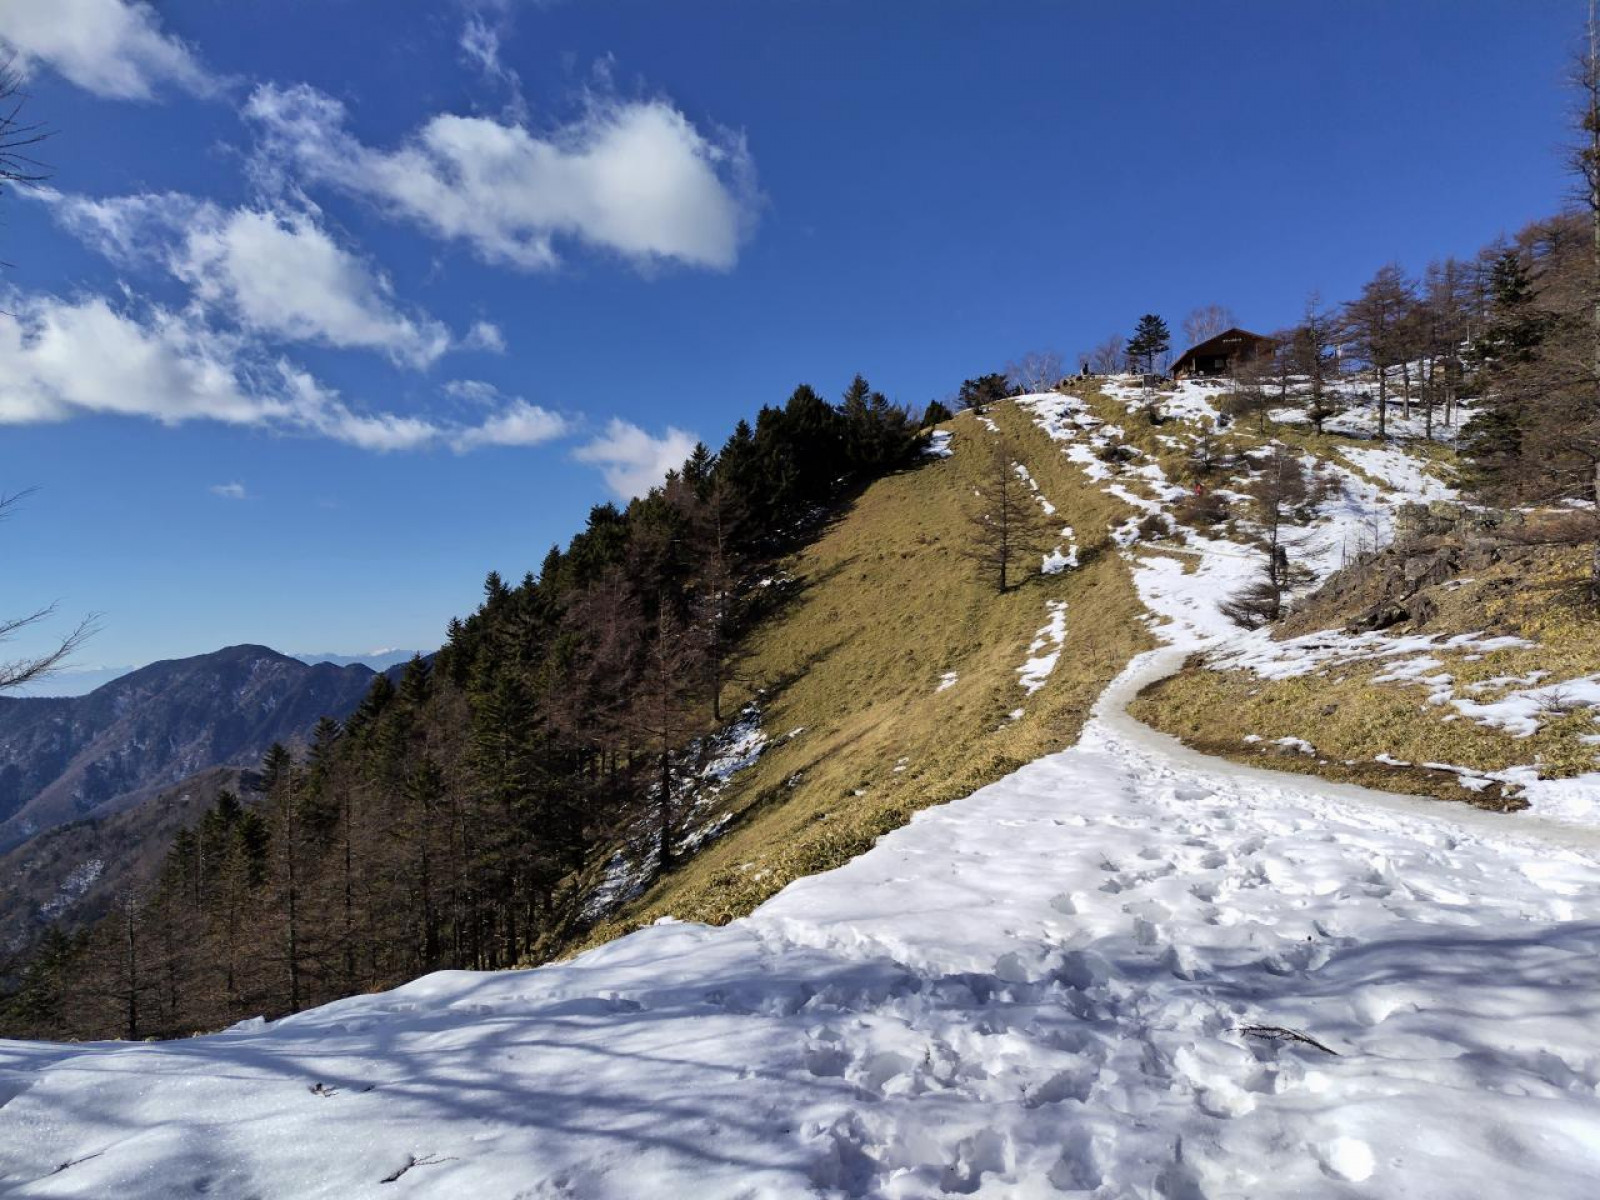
[0,378,934,1039]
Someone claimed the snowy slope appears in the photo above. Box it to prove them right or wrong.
[5,395,1599,1198]
[5,648,1600,1198]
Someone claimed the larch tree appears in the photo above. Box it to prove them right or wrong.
[1221,444,1319,627]
[1343,264,1414,438]
[1291,297,1342,435]
[965,440,1053,594]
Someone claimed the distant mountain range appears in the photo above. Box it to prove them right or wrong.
[291,649,418,672]
[0,645,390,854]
[10,649,419,698]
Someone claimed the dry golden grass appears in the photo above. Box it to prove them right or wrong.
[1131,542,1600,808]
[575,380,1585,953]
[576,400,1152,947]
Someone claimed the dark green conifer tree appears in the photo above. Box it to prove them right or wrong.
[1127,314,1172,375]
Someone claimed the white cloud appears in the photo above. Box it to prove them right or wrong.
[451,399,568,452]
[0,0,216,100]
[42,189,191,263]
[460,16,523,100]
[0,288,571,454]
[462,319,506,353]
[442,378,501,404]
[244,82,758,272]
[210,481,247,500]
[574,418,697,500]
[0,293,283,427]
[441,379,568,451]
[180,208,451,368]
[44,191,452,368]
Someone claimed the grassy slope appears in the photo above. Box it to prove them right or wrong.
[580,401,1152,944]
[1110,379,1600,809]
[1131,542,1600,808]
[580,377,1577,950]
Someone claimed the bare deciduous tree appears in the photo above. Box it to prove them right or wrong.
[1343,264,1414,438]
[1005,350,1067,395]
[1182,304,1237,349]
[1088,333,1126,375]
[1222,351,1275,433]
[1,491,95,692]
[1222,444,1324,627]
[1291,296,1342,435]
[0,60,48,196]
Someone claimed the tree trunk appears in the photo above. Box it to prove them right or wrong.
[1376,362,1388,438]
[283,791,301,1013]
[1592,460,1600,605]
[123,904,139,1041]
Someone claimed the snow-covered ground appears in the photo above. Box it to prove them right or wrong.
[7,644,1600,1198]
[4,391,1599,1198]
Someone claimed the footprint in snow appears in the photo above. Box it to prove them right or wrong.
[803,1027,852,1078]
[1023,1059,1099,1108]
[938,1128,1009,1195]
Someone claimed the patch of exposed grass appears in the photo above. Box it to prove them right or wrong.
[577,402,1152,946]
[1132,541,1600,807]
[1131,669,1537,809]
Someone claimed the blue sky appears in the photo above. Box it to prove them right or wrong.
[0,0,1581,673]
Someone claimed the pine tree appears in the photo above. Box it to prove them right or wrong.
[1463,251,1546,496]
[957,374,1010,413]
[1127,314,1172,375]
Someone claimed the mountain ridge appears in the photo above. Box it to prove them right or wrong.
[0,643,384,853]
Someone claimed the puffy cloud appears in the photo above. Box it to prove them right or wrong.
[44,191,452,368]
[0,288,569,454]
[462,320,506,353]
[210,482,247,500]
[573,418,697,500]
[440,379,568,451]
[0,0,216,100]
[180,208,452,368]
[244,82,758,272]
[0,293,285,427]
[451,398,568,452]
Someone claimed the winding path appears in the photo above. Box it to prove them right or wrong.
[6,647,1600,1198]
[1102,645,1600,856]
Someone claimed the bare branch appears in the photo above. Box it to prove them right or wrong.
[0,613,99,691]
[0,488,97,692]
[0,59,50,192]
